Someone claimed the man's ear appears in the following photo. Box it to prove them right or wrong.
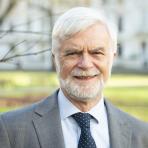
[51,53,56,71]
[52,53,55,63]
[52,53,55,60]
[113,52,117,58]
[111,51,117,62]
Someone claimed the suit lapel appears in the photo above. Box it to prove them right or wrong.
[32,91,65,148]
[105,100,132,148]
[31,92,132,148]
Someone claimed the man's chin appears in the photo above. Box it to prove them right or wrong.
[70,94,99,102]
[66,85,102,101]
[60,78,104,101]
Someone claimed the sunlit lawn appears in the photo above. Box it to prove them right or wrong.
[0,71,148,122]
[0,107,18,112]
[104,74,148,121]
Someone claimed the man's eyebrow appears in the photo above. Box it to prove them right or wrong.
[64,48,80,54]
[91,47,105,51]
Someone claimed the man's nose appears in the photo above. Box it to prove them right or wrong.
[77,53,93,69]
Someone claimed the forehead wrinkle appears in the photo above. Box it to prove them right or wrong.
[80,39,108,52]
[61,41,81,51]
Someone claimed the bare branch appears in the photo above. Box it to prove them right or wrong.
[1,40,26,60]
[23,40,40,53]
[0,30,50,36]
[8,16,46,28]
[30,3,64,16]
[0,31,8,39]
[30,3,52,14]
[0,0,19,25]
[0,49,51,62]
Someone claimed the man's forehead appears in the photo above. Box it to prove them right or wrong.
[62,43,106,50]
[60,37,110,52]
[63,42,79,49]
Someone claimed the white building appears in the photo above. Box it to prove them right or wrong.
[92,0,148,70]
[0,0,148,71]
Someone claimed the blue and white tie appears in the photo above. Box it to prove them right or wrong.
[72,112,97,148]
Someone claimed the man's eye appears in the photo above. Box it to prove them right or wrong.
[65,52,75,56]
[92,52,104,55]
[65,52,79,56]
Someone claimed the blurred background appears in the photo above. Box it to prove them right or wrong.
[0,0,148,121]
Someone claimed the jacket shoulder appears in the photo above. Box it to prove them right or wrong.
[105,99,148,147]
[105,99,148,132]
[0,93,56,126]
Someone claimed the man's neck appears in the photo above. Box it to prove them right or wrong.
[62,89,102,112]
[67,98,101,112]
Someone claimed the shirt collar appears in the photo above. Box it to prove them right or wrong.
[58,89,106,123]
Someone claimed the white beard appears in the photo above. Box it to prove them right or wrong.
[55,57,106,102]
[60,75,104,102]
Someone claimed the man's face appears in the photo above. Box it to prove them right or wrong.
[54,23,115,102]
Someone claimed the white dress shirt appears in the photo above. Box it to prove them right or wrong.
[58,89,110,148]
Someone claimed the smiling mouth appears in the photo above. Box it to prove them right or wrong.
[74,75,98,80]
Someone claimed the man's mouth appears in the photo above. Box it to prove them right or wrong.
[74,75,98,80]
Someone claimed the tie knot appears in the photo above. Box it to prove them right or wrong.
[72,112,91,129]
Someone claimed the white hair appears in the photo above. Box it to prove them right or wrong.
[52,7,118,54]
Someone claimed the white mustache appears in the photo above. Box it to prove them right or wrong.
[71,69,101,77]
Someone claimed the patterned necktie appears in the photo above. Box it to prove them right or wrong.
[72,112,97,148]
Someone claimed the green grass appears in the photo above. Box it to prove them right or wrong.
[104,74,148,104]
[0,71,148,121]
[0,71,59,98]
[104,87,148,105]
[0,107,19,112]
[119,106,148,122]
[0,71,58,88]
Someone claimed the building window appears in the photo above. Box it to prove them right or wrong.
[118,16,123,32]
[118,43,123,57]
[102,0,107,4]
[141,41,147,67]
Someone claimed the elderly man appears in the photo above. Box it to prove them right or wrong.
[0,7,148,148]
